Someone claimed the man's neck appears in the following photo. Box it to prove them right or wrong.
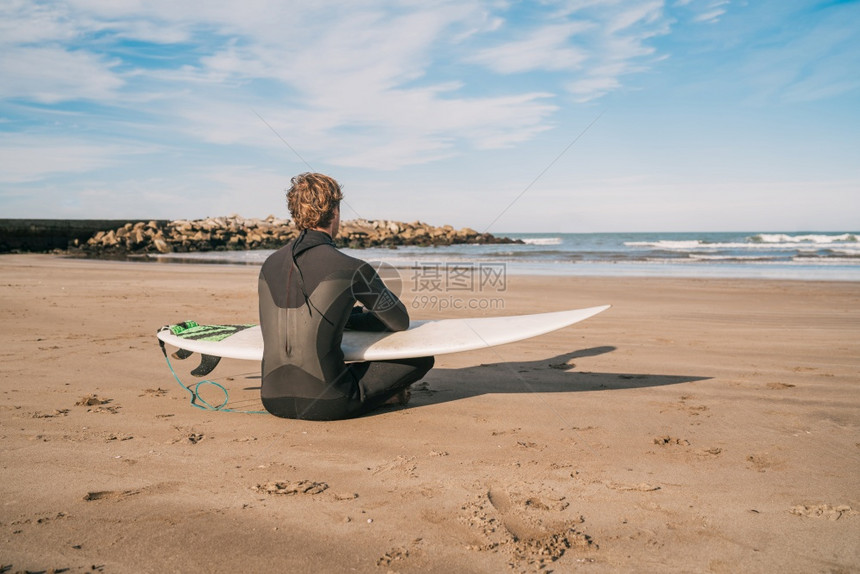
[310,227,333,239]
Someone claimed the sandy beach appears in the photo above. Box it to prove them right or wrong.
[1,253,858,573]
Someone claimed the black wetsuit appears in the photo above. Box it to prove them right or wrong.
[258,229,433,420]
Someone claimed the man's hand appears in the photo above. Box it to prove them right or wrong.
[345,305,388,331]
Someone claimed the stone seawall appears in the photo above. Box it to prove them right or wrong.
[1,216,520,255]
[0,219,170,253]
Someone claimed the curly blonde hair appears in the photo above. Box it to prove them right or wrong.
[286,172,343,231]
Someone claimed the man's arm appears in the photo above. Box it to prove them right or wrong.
[345,305,386,331]
[351,263,409,331]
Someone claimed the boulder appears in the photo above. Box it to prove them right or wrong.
[78,215,520,256]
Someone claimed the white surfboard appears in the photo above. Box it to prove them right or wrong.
[156,305,609,363]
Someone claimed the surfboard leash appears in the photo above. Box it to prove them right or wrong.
[157,330,267,415]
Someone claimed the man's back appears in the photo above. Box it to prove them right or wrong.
[258,229,409,419]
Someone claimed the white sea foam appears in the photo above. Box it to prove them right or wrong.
[828,248,860,256]
[687,254,774,261]
[751,233,857,244]
[625,240,749,250]
[521,237,563,246]
[626,236,860,253]
[792,256,860,264]
[149,231,860,281]
[625,240,709,249]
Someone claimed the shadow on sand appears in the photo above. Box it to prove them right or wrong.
[406,346,711,409]
[229,346,710,415]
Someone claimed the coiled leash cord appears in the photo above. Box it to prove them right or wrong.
[158,338,267,414]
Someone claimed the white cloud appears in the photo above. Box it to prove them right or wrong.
[0,0,698,200]
[567,75,621,99]
[745,3,860,103]
[0,0,674,164]
[468,22,591,73]
[607,0,664,33]
[0,0,85,44]
[673,0,729,24]
[464,1,670,102]
[0,46,124,104]
[0,135,121,183]
[131,2,563,167]
[694,8,726,23]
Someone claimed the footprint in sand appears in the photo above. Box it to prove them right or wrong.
[370,455,418,478]
[29,409,70,419]
[83,482,178,502]
[653,436,690,446]
[254,480,357,502]
[789,504,857,520]
[167,426,205,444]
[746,453,785,472]
[75,395,120,413]
[377,540,424,567]
[461,485,595,569]
[605,482,661,492]
[83,489,140,502]
[255,480,329,495]
[766,382,796,390]
[75,395,110,407]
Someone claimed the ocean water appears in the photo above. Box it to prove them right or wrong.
[152,231,860,281]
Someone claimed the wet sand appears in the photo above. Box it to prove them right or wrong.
[1,254,858,573]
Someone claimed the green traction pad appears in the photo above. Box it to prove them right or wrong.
[168,322,255,342]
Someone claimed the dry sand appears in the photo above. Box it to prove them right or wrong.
[1,254,858,573]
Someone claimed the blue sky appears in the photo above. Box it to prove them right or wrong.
[1,0,858,232]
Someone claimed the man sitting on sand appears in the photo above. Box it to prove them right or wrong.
[258,172,434,420]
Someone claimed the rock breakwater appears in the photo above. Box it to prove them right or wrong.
[76,215,521,256]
